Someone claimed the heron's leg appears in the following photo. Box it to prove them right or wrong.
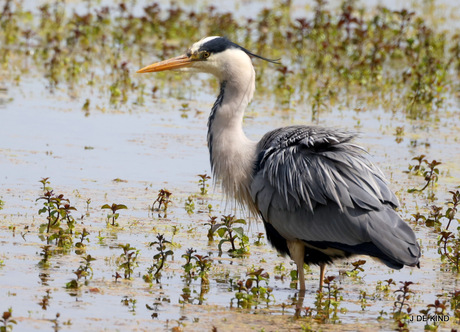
[287,240,306,291]
[319,263,326,291]
[294,289,306,318]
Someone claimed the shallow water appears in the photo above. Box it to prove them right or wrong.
[1,74,459,330]
[1,1,460,331]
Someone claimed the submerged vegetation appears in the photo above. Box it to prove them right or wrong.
[0,0,459,330]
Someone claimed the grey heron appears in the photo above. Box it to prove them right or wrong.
[137,36,421,291]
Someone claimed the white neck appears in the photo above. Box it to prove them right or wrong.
[207,52,258,213]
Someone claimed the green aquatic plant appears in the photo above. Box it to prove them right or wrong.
[438,230,460,273]
[445,190,460,230]
[39,177,52,192]
[117,243,139,280]
[65,268,84,290]
[80,254,96,279]
[65,255,95,289]
[344,259,366,279]
[414,189,460,272]
[426,205,444,230]
[112,272,122,282]
[436,190,460,273]
[85,198,91,214]
[419,295,448,330]
[254,232,265,246]
[404,20,449,119]
[359,290,368,311]
[392,281,414,330]
[310,79,331,122]
[450,290,460,323]
[204,215,218,242]
[273,262,288,282]
[213,215,249,256]
[96,231,106,245]
[121,296,137,313]
[0,308,16,332]
[144,234,173,282]
[101,203,128,226]
[109,62,132,104]
[37,191,64,234]
[184,195,195,214]
[315,276,343,323]
[411,211,426,225]
[75,228,90,251]
[181,253,213,305]
[407,155,441,197]
[48,228,73,250]
[231,268,273,309]
[152,189,172,215]
[60,202,77,235]
[246,268,273,305]
[35,184,78,247]
[275,65,294,108]
[181,248,197,281]
[198,173,211,195]
[193,254,212,286]
[375,278,396,299]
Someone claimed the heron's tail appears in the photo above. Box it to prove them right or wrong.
[366,206,421,269]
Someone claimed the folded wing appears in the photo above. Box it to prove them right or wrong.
[251,125,420,268]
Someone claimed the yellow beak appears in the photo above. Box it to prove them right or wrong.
[136,54,193,73]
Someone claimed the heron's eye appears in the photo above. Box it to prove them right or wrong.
[202,51,211,59]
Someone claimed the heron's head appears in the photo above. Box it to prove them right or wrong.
[137,36,279,81]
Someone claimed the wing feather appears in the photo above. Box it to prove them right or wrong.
[251,125,420,267]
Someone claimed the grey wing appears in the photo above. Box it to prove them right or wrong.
[251,125,420,267]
